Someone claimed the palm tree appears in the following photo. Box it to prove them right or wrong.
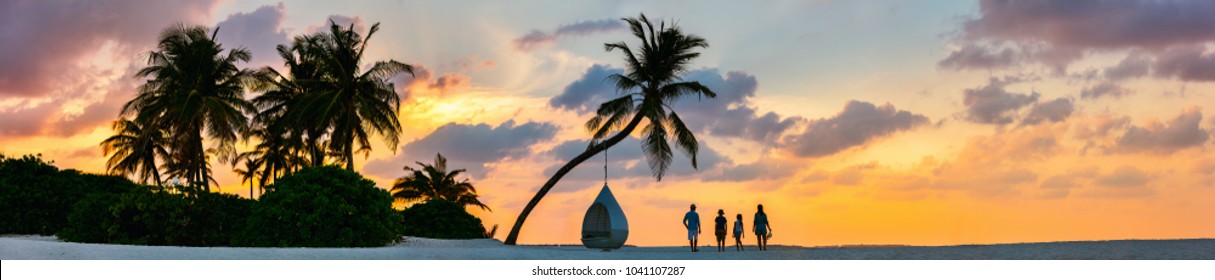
[122,24,257,191]
[100,118,168,185]
[296,20,414,171]
[237,126,307,190]
[251,34,330,169]
[391,153,490,211]
[504,14,716,245]
[232,155,262,198]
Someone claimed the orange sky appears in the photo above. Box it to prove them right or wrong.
[1,1,1213,246]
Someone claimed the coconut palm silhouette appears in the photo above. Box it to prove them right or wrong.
[505,13,716,245]
[120,24,256,190]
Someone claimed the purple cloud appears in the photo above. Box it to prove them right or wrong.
[1080,82,1132,100]
[214,3,290,70]
[1153,45,1215,82]
[549,65,802,144]
[1102,53,1151,81]
[962,0,1215,50]
[784,100,929,158]
[541,137,729,192]
[514,18,624,51]
[938,44,1019,70]
[363,120,558,180]
[1021,97,1074,125]
[962,78,1040,125]
[1115,107,1210,154]
[943,0,1215,80]
[0,0,219,99]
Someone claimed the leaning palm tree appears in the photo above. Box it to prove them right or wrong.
[100,118,169,185]
[122,24,257,191]
[295,21,414,171]
[504,14,716,245]
[391,153,490,211]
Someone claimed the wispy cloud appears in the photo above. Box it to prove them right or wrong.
[513,18,624,51]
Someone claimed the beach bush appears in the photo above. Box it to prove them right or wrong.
[57,192,124,243]
[186,190,255,246]
[0,154,138,235]
[238,166,400,247]
[400,199,488,239]
[60,185,253,246]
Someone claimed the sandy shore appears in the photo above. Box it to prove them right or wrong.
[2,236,1212,260]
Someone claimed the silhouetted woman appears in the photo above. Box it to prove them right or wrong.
[753,204,772,251]
[714,209,727,252]
[733,213,744,251]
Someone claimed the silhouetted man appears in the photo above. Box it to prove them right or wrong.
[683,204,701,252]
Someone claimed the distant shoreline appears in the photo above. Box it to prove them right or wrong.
[2,236,1212,260]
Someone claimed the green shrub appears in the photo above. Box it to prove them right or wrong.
[0,154,137,235]
[106,188,188,245]
[401,199,488,239]
[187,190,254,246]
[238,166,400,247]
[57,192,124,243]
[61,186,253,246]
[0,154,63,234]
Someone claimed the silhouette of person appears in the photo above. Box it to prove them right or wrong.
[714,209,727,252]
[683,204,701,252]
[753,204,772,251]
[733,213,745,251]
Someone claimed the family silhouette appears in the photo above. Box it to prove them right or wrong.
[683,204,772,252]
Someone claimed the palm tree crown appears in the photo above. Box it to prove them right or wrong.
[391,153,490,211]
[504,13,716,245]
[100,118,168,185]
[121,24,257,190]
[591,14,716,179]
[294,21,414,171]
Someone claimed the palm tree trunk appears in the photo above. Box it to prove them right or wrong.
[344,141,354,171]
[153,168,161,186]
[311,143,325,168]
[308,130,325,167]
[504,112,645,245]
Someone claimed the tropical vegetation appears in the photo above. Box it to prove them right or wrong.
[238,166,401,247]
[400,199,490,239]
[100,118,168,186]
[3,11,718,247]
[391,153,490,211]
[120,24,257,191]
[0,154,138,235]
[251,20,414,174]
[59,185,253,246]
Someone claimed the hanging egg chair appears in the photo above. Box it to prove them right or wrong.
[581,183,628,249]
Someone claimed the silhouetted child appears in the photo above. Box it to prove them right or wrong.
[714,209,727,252]
[733,213,744,251]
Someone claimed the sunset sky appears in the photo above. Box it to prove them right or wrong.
[2,0,1213,246]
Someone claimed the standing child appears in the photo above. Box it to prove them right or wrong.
[714,209,727,252]
[733,214,744,251]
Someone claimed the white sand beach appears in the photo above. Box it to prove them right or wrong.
[2,236,1211,260]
